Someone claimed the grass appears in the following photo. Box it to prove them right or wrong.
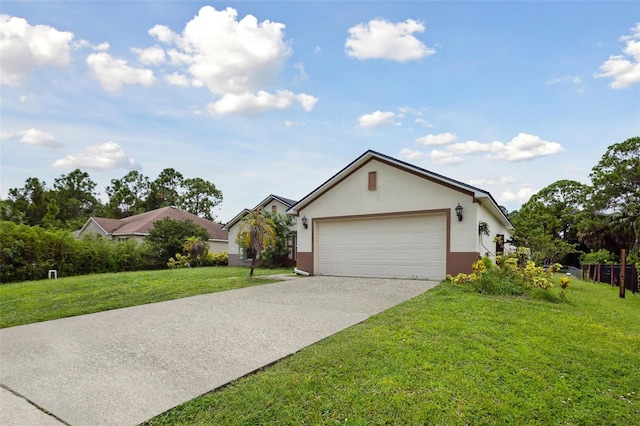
[145,278,640,425]
[0,266,290,328]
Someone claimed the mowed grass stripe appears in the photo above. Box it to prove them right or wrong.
[0,267,291,328]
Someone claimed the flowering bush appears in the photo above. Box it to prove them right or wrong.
[447,250,559,295]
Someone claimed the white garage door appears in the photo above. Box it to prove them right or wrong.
[317,214,446,280]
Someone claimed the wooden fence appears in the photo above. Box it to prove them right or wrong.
[582,264,638,293]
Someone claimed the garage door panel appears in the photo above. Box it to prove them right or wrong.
[317,215,446,279]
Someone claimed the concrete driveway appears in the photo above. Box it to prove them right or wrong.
[0,276,438,426]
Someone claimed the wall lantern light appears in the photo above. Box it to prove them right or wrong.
[455,204,463,222]
[301,216,308,229]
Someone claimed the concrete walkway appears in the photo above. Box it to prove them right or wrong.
[0,276,438,426]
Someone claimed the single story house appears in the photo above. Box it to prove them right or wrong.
[286,150,514,280]
[223,194,298,266]
[77,206,228,253]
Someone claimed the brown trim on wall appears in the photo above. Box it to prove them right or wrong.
[447,252,479,275]
[296,252,313,274]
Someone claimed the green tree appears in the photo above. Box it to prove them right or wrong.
[236,208,276,279]
[511,180,586,265]
[147,168,184,210]
[144,218,210,268]
[260,211,295,267]
[588,136,640,255]
[180,177,223,220]
[52,169,101,229]
[2,177,51,226]
[105,170,150,218]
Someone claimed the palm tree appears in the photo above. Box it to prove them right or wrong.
[236,208,276,279]
[183,236,208,267]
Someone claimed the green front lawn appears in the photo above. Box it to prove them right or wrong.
[0,266,291,328]
[146,279,640,425]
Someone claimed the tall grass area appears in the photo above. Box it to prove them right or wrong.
[146,278,640,425]
[0,266,290,328]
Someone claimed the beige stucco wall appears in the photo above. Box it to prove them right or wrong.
[476,202,514,259]
[79,220,108,238]
[208,240,227,254]
[296,158,478,255]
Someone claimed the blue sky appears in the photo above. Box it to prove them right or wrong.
[1,1,639,223]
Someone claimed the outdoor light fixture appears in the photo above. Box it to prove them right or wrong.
[301,216,308,229]
[455,203,463,222]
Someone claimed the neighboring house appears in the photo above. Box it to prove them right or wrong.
[286,150,514,280]
[223,195,298,267]
[77,206,228,253]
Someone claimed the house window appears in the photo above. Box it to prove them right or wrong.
[240,246,255,261]
[118,237,128,242]
[272,205,277,213]
[287,232,297,260]
[368,171,377,190]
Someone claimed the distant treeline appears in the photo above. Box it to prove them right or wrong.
[0,168,223,231]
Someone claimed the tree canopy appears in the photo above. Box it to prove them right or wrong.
[1,168,223,229]
[511,136,640,266]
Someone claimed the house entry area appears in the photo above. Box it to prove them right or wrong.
[315,214,447,280]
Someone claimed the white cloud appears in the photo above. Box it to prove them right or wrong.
[208,90,318,116]
[398,148,426,161]
[595,22,640,89]
[151,6,291,95]
[132,46,165,65]
[489,133,564,161]
[73,40,109,51]
[345,18,435,62]
[415,132,456,146]
[144,6,314,115]
[52,141,139,170]
[148,24,175,44]
[86,52,156,92]
[19,128,63,148]
[447,140,493,154]
[501,186,536,204]
[164,72,190,87]
[415,118,435,128]
[546,75,586,93]
[293,62,308,83]
[358,110,396,128]
[469,176,516,186]
[285,120,305,127]
[429,149,464,165]
[0,14,74,86]
[1,130,15,139]
[447,133,564,161]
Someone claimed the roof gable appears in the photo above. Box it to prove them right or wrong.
[223,194,298,230]
[287,150,513,229]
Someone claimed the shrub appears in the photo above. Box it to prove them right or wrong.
[0,220,156,283]
[203,251,228,267]
[447,249,559,298]
[167,253,191,269]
